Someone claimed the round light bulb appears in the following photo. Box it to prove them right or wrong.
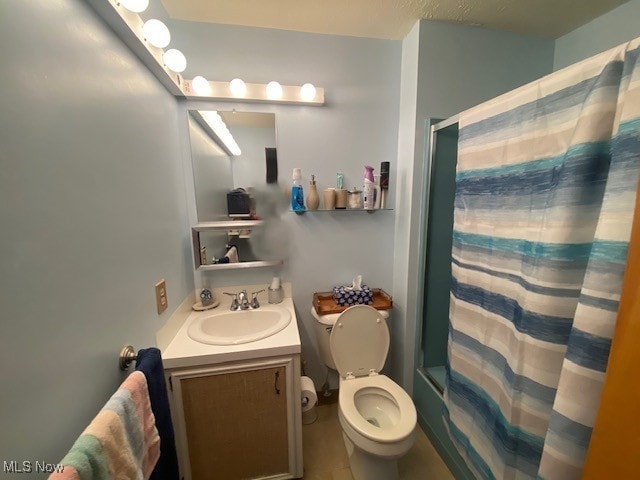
[191,76,211,95]
[142,19,170,48]
[229,78,247,97]
[163,49,187,73]
[300,83,316,101]
[266,81,283,100]
[119,0,149,13]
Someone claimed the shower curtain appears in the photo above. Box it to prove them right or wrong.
[444,37,640,480]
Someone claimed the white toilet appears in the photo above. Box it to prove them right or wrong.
[326,305,417,480]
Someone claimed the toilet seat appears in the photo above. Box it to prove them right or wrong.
[339,375,416,443]
[330,305,389,379]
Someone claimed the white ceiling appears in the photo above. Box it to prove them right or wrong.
[160,0,628,40]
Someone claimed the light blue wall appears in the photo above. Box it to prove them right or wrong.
[170,20,402,388]
[0,0,193,463]
[415,20,555,162]
[391,21,421,389]
[554,0,640,70]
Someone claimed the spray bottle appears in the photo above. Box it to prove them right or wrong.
[363,165,376,210]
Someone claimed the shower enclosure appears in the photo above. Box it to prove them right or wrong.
[413,117,474,480]
[420,117,459,393]
[415,36,640,480]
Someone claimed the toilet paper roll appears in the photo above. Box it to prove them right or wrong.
[300,376,318,413]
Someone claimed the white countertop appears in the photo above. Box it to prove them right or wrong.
[161,297,301,370]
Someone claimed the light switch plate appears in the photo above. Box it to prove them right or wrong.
[155,279,168,314]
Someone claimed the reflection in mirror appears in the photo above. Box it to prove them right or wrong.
[188,110,277,221]
[188,110,288,267]
[219,111,276,188]
[188,112,233,222]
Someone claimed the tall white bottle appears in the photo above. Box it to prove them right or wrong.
[363,165,376,210]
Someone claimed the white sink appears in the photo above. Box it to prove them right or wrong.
[187,305,292,345]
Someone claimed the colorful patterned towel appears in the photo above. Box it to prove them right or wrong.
[49,371,160,480]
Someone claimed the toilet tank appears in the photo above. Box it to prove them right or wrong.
[310,307,390,371]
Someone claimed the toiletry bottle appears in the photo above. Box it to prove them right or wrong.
[291,168,305,211]
[268,276,284,304]
[307,174,319,210]
[363,165,376,209]
[380,161,390,209]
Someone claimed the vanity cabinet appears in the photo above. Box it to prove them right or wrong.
[167,355,302,480]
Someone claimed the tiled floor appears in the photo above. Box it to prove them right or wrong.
[302,400,454,479]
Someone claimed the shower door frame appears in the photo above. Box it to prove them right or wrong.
[415,115,459,394]
[411,115,474,480]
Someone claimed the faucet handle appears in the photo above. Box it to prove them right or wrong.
[250,289,265,309]
[223,292,239,310]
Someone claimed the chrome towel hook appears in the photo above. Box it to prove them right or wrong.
[119,345,137,370]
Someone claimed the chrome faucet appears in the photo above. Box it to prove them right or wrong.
[237,290,250,310]
[223,289,265,311]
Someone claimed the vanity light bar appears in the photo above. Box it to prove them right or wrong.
[89,0,185,94]
[89,0,325,105]
[183,79,325,105]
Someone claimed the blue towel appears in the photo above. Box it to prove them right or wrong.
[136,348,179,480]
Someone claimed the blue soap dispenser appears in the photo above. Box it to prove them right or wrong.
[291,168,305,211]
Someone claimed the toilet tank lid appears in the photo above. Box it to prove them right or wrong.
[310,306,389,326]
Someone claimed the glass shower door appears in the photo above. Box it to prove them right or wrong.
[420,118,459,393]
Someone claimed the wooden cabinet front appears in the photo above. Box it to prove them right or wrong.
[181,366,288,479]
[169,356,302,480]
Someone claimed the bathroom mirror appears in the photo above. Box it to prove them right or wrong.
[187,110,281,269]
[188,110,277,222]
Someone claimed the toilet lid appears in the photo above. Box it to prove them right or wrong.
[329,305,390,378]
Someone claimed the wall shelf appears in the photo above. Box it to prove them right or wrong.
[197,260,283,271]
[193,220,264,231]
[227,230,252,239]
[291,208,394,215]
[191,221,282,271]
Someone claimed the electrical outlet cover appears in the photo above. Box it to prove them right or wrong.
[155,279,168,314]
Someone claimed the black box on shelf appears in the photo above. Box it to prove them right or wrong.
[227,189,252,217]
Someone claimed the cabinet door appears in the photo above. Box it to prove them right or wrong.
[180,366,289,479]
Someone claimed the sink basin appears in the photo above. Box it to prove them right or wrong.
[187,305,292,345]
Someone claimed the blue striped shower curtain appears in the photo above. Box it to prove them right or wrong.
[444,37,640,480]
